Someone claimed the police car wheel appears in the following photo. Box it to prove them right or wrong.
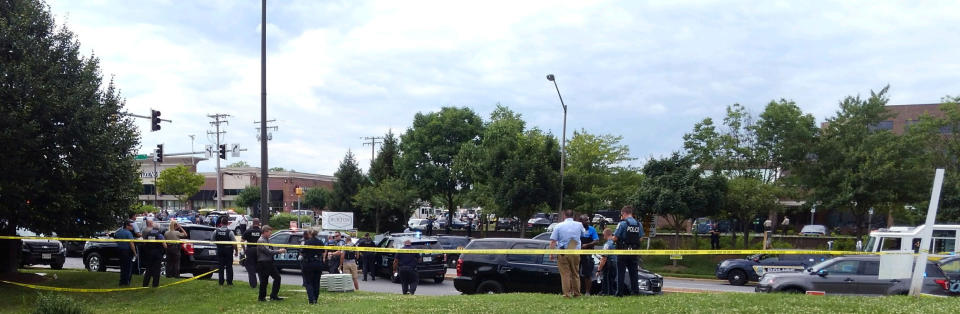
[728,269,748,286]
[476,280,503,294]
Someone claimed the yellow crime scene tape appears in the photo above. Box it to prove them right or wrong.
[1,268,218,293]
[0,235,873,256]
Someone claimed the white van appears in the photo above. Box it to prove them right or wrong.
[864,224,960,257]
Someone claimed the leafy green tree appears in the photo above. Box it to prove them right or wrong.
[399,107,484,231]
[725,177,780,248]
[226,161,250,168]
[369,131,399,184]
[354,178,417,233]
[269,167,285,172]
[565,130,636,212]
[751,99,818,183]
[234,186,261,211]
[797,86,931,238]
[0,0,142,273]
[331,151,366,213]
[457,106,561,236]
[155,165,205,208]
[302,187,330,211]
[635,153,726,247]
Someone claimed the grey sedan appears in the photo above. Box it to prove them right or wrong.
[755,255,951,296]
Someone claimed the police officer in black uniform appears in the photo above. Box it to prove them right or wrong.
[211,216,238,285]
[300,229,324,304]
[393,239,420,295]
[612,205,643,296]
[141,219,167,288]
[358,233,376,281]
[241,218,262,288]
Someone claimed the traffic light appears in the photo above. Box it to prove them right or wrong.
[154,144,164,163]
[150,110,161,131]
[218,144,226,160]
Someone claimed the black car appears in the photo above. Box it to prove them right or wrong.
[436,235,471,268]
[495,218,518,231]
[374,233,447,283]
[267,229,307,272]
[716,253,830,286]
[454,238,663,295]
[17,229,66,270]
[82,223,219,277]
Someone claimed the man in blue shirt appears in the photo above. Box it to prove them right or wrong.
[548,209,586,298]
[612,205,644,296]
[578,214,599,295]
[114,220,137,286]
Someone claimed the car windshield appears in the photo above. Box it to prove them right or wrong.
[188,229,214,240]
[400,241,441,250]
[228,216,238,221]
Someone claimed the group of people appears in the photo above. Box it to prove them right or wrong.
[549,205,645,298]
[113,218,171,287]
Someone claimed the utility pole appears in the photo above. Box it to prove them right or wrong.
[208,113,230,211]
[259,0,270,223]
[909,168,945,296]
[254,120,278,142]
[362,136,383,163]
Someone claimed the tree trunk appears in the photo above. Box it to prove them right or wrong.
[743,221,750,249]
[446,193,455,234]
[375,207,381,234]
[520,223,526,238]
[0,225,19,274]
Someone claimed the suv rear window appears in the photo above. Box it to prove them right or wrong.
[463,241,507,261]
[409,242,442,250]
[506,243,542,264]
[188,229,214,240]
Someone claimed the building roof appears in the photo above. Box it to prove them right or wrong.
[201,166,335,181]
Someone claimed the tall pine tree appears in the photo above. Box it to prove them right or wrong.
[331,151,365,214]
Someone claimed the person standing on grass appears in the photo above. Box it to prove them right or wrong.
[141,219,166,288]
[163,221,187,278]
[710,224,721,250]
[578,214,599,295]
[115,220,137,286]
[548,209,586,298]
[256,226,287,301]
[358,233,377,281]
[241,218,262,288]
[301,229,324,304]
[212,217,238,286]
[340,236,360,291]
[612,205,643,297]
[596,228,618,296]
[393,239,420,295]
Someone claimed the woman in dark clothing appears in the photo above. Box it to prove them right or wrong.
[301,229,325,304]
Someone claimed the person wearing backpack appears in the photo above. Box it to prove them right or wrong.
[211,217,239,285]
[612,205,644,297]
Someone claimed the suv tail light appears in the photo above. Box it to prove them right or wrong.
[182,242,194,256]
[935,279,949,290]
[456,258,463,277]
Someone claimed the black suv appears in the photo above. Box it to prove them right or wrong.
[267,229,307,272]
[374,233,447,283]
[82,223,219,277]
[716,252,830,286]
[495,218,518,231]
[17,229,66,270]
[454,238,663,295]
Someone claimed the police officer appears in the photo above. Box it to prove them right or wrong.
[425,216,435,236]
[141,219,167,288]
[256,226,286,301]
[612,205,643,297]
[211,216,238,285]
[393,239,420,295]
[241,218,262,288]
[300,229,324,304]
[115,220,137,286]
[358,233,376,281]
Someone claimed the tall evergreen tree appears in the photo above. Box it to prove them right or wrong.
[331,151,365,214]
[369,131,399,183]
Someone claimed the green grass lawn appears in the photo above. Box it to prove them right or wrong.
[3,270,960,313]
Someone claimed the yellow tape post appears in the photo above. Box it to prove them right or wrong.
[0,235,872,256]
[1,268,218,293]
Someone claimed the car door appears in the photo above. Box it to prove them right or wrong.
[854,261,891,295]
[811,260,860,294]
[539,250,563,294]
[503,243,547,292]
[379,240,395,274]
[268,232,292,266]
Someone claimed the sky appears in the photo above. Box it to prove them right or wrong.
[45,0,960,175]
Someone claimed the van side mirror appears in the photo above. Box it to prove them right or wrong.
[817,270,828,277]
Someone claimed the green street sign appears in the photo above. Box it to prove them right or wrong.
[135,154,149,160]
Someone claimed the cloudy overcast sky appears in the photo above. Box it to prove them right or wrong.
[46,0,960,174]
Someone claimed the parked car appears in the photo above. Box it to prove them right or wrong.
[265,229,308,272]
[17,228,65,270]
[495,217,519,231]
[716,252,830,286]
[82,223,219,277]
[437,235,471,268]
[407,218,434,232]
[545,223,560,232]
[527,213,554,229]
[755,255,953,296]
[374,233,447,283]
[532,232,551,241]
[939,255,960,280]
[799,225,828,236]
[591,214,615,224]
[454,238,663,295]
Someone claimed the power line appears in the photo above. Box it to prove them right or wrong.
[362,136,384,163]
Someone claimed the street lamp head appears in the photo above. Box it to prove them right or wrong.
[546,74,555,81]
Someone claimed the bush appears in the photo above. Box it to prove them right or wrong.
[268,213,311,230]
[34,293,89,314]
[649,239,667,249]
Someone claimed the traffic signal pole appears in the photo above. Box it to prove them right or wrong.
[208,114,230,211]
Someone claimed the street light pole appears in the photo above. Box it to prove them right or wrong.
[546,74,567,213]
[810,204,816,225]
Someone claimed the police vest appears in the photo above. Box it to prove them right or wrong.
[214,228,233,251]
[344,246,356,260]
[143,229,164,255]
[243,228,261,244]
[620,219,642,249]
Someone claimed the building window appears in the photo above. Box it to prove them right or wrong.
[142,184,156,195]
[872,120,894,131]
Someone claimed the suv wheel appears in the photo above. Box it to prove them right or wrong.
[86,253,106,272]
[727,269,748,286]
[477,280,503,294]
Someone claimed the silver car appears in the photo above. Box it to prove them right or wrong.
[755,255,951,296]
